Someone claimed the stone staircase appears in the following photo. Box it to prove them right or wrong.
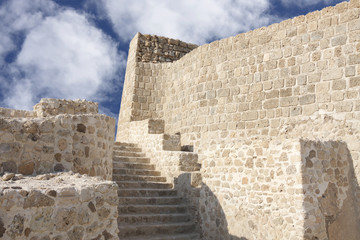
[113,142,200,240]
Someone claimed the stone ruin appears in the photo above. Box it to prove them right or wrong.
[1,0,360,239]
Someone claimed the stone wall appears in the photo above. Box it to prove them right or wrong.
[0,108,35,118]
[117,33,198,125]
[33,98,98,117]
[117,0,360,239]
[0,172,119,240]
[0,99,115,180]
[135,33,198,63]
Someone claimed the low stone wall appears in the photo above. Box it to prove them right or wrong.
[0,172,119,240]
[33,98,98,117]
[0,108,35,118]
[0,113,115,180]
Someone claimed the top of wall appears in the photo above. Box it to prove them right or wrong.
[34,98,98,117]
[0,98,99,118]
[134,33,198,63]
[0,108,35,118]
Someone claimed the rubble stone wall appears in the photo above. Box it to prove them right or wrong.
[0,108,35,118]
[117,0,360,239]
[33,98,99,117]
[136,33,198,63]
[0,173,119,240]
[0,99,115,180]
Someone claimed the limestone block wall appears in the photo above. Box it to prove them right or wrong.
[0,172,119,240]
[160,0,360,143]
[117,33,198,125]
[0,99,115,180]
[117,0,360,239]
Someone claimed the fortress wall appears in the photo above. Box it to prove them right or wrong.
[0,108,35,118]
[0,172,119,239]
[116,33,198,130]
[135,33,198,63]
[117,0,360,239]
[1,99,115,180]
[161,0,360,143]
[118,34,140,125]
[0,98,98,119]
[33,98,98,117]
[155,1,360,238]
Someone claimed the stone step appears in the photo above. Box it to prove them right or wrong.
[120,233,201,240]
[118,197,182,205]
[118,204,186,214]
[116,181,173,189]
[180,164,201,172]
[113,151,146,157]
[113,156,150,164]
[118,189,177,197]
[118,213,190,224]
[114,142,138,148]
[113,146,142,152]
[113,162,155,170]
[113,174,167,183]
[113,168,161,176]
[118,222,196,238]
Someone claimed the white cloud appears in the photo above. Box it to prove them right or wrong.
[0,0,56,63]
[0,0,123,110]
[97,0,276,44]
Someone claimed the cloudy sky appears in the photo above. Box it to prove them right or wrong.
[0,0,348,118]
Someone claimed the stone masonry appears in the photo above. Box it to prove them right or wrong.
[1,0,360,239]
[117,0,360,239]
[0,99,119,240]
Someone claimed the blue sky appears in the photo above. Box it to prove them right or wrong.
[0,0,348,119]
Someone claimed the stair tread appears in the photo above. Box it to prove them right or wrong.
[113,174,166,179]
[120,233,200,240]
[118,204,185,207]
[113,176,167,182]
[113,142,198,239]
[113,168,159,172]
[115,181,171,184]
[119,188,176,191]
[118,213,188,217]
[113,163,155,169]
[113,167,157,170]
[118,196,181,199]
[118,221,195,228]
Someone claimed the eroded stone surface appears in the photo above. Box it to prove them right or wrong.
[0,172,119,240]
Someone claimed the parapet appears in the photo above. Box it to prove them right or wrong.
[33,98,98,117]
[0,98,115,180]
[134,32,198,63]
[0,172,119,239]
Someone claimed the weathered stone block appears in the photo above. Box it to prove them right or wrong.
[263,99,279,109]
